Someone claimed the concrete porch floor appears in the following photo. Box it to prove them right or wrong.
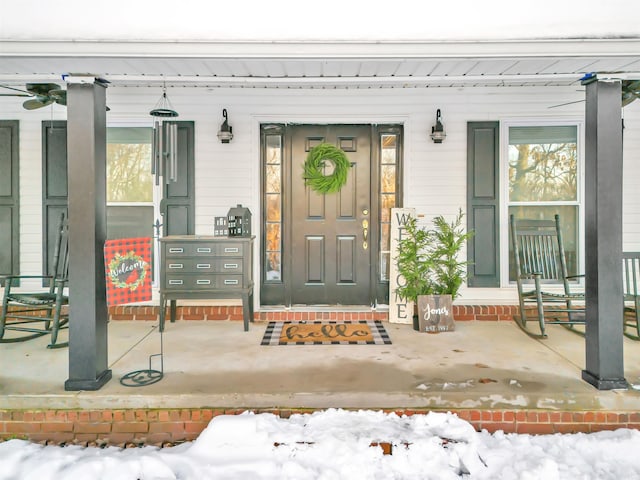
[1,319,639,413]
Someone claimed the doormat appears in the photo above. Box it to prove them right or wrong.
[261,320,392,346]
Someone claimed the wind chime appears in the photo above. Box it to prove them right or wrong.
[150,84,179,184]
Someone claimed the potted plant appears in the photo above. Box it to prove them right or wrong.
[395,209,473,332]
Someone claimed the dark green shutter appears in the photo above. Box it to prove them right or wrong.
[42,121,68,279]
[467,122,500,287]
[161,121,195,235]
[0,121,19,284]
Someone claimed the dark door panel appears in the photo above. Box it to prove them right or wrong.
[290,125,372,305]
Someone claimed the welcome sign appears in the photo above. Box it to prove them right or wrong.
[389,208,415,324]
[104,237,152,306]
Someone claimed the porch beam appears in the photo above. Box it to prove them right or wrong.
[581,77,627,390]
[64,76,112,391]
[3,38,640,59]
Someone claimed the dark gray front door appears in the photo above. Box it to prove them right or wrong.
[290,125,372,305]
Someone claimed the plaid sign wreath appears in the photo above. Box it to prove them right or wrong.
[104,237,152,306]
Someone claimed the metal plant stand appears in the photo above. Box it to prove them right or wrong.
[119,329,164,387]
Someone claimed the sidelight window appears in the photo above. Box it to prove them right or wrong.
[379,133,399,282]
[264,133,283,282]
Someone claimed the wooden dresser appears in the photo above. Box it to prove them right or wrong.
[159,235,254,331]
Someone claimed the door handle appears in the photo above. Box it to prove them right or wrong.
[362,219,369,250]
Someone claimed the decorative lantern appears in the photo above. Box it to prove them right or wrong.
[227,204,252,237]
[430,109,446,144]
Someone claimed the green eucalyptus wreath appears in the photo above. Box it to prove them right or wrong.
[303,143,351,194]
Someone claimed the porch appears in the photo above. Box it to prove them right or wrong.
[1,314,639,445]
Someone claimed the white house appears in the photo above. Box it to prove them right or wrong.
[0,1,640,307]
[1,0,639,388]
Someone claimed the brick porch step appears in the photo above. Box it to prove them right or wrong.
[108,305,520,322]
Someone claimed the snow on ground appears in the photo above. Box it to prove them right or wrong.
[1,409,639,479]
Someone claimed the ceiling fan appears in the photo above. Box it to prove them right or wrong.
[549,77,640,109]
[0,83,67,110]
[622,79,640,107]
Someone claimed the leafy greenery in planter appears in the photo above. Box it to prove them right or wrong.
[395,209,473,302]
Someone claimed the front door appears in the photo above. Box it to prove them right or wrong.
[290,125,372,305]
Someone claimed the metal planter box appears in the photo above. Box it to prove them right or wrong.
[416,295,455,333]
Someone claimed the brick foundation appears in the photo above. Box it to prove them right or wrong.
[0,408,637,446]
[5,304,609,446]
[108,305,521,323]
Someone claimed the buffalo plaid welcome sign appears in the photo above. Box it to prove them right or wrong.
[104,237,152,306]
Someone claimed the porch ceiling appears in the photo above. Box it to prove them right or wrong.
[1,39,639,89]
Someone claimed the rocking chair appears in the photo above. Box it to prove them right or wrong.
[623,251,640,340]
[510,214,585,337]
[0,212,69,348]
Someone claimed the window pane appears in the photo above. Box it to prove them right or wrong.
[266,165,281,193]
[379,252,390,282]
[508,205,579,281]
[106,206,153,240]
[266,194,281,221]
[266,253,281,281]
[266,223,281,251]
[380,223,390,252]
[107,127,153,203]
[381,134,397,164]
[380,221,391,282]
[508,126,577,202]
[266,135,281,164]
[380,194,395,222]
[381,165,396,193]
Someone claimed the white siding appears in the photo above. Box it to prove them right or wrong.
[2,85,639,304]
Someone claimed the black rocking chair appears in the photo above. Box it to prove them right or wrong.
[623,251,640,340]
[0,212,69,348]
[510,214,585,337]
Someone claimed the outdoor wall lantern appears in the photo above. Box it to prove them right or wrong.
[217,109,233,143]
[150,84,179,185]
[430,109,446,143]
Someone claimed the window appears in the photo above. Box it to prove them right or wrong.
[505,123,582,281]
[106,127,155,240]
[264,133,283,282]
[379,133,399,281]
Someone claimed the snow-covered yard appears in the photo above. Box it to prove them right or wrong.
[2,409,639,479]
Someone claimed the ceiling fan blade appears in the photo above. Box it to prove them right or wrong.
[0,84,33,96]
[23,97,53,110]
[548,99,585,109]
[25,83,60,96]
[622,94,637,107]
[49,89,67,105]
[622,80,640,107]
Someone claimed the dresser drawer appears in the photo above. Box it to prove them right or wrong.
[165,274,245,290]
[165,242,244,257]
[165,258,243,274]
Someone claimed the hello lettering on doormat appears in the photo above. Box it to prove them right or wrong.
[261,320,392,345]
